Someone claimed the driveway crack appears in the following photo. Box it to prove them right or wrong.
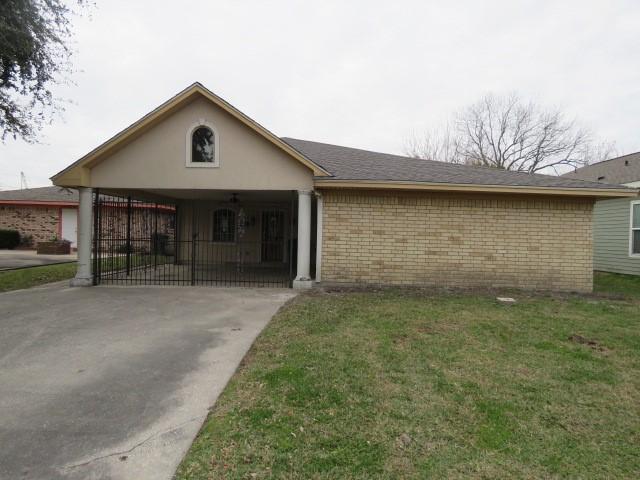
[59,415,203,471]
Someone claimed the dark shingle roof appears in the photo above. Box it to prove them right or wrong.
[0,186,78,202]
[561,152,640,185]
[282,138,631,190]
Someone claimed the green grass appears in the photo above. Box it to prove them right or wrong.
[595,271,640,300]
[176,276,640,479]
[0,262,77,292]
[0,254,170,293]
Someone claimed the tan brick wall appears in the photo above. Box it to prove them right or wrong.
[0,205,61,245]
[320,190,594,292]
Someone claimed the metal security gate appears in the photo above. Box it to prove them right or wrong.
[92,191,294,287]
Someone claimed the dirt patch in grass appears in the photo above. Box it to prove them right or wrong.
[568,334,608,353]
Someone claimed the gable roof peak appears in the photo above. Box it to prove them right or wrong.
[51,83,330,185]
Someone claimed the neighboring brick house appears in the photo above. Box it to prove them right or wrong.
[0,187,78,248]
[51,82,637,290]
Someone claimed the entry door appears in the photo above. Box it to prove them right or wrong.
[261,210,285,262]
[61,208,77,248]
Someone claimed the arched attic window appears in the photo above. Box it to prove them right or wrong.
[186,121,219,167]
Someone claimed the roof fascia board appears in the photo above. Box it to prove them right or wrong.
[313,179,639,198]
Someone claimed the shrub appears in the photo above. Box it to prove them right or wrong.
[0,229,21,249]
[19,234,34,247]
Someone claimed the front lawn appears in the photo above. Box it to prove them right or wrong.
[0,254,173,293]
[0,262,77,292]
[177,277,640,479]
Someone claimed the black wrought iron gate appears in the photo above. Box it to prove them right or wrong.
[92,191,294,287]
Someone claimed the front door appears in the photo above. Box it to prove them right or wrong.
[261,210,285,262]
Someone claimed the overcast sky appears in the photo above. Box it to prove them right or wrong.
[1,0,639,189]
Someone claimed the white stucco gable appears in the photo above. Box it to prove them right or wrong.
[89,97,314,190]
[51,83,327,190]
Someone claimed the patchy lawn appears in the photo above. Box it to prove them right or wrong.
[177,276,640,479]
[595,271,640,300]
[0,262,77,292]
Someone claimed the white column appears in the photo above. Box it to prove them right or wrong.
[293,190,313,289]
[315,192,323,283]
[70,187,93,287]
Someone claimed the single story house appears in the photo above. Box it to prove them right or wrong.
[562,153,640,275]
[0,186,78,248]
[51,83,637,291]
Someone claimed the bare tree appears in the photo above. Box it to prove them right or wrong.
[406,94,615,174]
[405,125,461,164]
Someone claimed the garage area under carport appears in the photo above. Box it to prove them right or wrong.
[91,189,317,288]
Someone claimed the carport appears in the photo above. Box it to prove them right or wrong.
[50,84,330,289]
[92,189,313,287]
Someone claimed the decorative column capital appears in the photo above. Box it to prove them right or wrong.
[297,190,314,196]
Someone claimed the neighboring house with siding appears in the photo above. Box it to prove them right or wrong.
[562,153,640,275]
[50,82,637,290]
[0,187,78,248]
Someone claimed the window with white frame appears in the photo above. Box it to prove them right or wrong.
[631,201,640,256]
[212,209,236,243]
[186,121,219,167]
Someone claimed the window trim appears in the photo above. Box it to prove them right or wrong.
[186,119,220,168]
[211,207,237,244]
[630,200,640,257]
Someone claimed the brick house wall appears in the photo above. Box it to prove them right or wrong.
[0,203,173,251]
[97,203,175,253]
[0,205,62,245]
[320,190,594,292]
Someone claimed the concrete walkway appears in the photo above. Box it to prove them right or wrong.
[0,283,295,480]
[0,249,77,270]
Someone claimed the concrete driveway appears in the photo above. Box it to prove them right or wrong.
[0,283,295,480]
[0,249,77,270]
